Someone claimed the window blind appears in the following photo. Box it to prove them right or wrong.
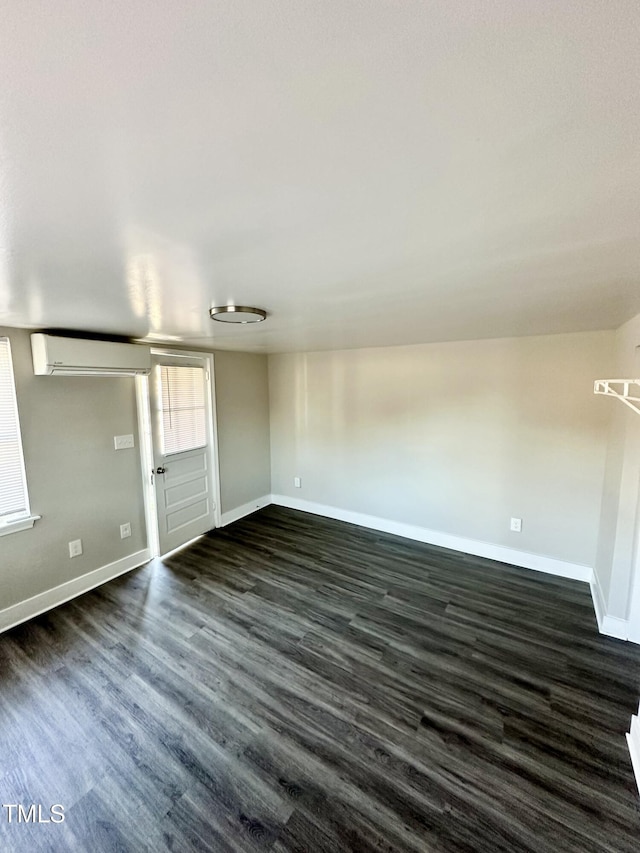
[159,365,207,455]
[0,338,30,520]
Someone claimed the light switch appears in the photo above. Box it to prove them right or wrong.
[114,434,135,450]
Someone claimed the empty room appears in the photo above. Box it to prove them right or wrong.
[1,2,640,851]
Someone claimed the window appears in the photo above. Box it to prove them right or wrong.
[0,337,35,534]
[158,364,207,455]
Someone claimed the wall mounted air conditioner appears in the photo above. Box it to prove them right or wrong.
[31,334,151,376]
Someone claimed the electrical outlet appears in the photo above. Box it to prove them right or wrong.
[510,517,522,533]
[294,476,301,488]
[69,539,83,558]
[120,522,131,539]
[114,434,135,450]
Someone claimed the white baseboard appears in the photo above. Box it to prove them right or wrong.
[590,573,632,641]
[270,495,592,583]
[0,549,150,634]
[628,708,640,796]
[602,614,630,641]
[220,495,271,527]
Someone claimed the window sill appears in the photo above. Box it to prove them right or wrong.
[0,515,41,538]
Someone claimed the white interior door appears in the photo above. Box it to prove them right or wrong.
[149,352,219,556]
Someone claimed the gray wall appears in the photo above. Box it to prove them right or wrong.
[0,327,147,610]
[0,334,273,614]
[3,320,629,625]
[595,311,640,619]
[269,331,613,568]
[214,350,271,514]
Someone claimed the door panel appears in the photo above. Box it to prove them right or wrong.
[150,355,217,555]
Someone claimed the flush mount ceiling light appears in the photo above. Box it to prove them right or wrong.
[209,305,267,324]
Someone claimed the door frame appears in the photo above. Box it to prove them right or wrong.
[136,348,221,558]
[629,551,640,644]
[626,348,640,644]
[628,475,640,644]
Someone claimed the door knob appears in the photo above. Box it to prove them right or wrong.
[154,466,166,474]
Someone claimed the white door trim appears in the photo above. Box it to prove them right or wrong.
[135,373,160,558]
[629,524,640,644]
[136,348,221,558]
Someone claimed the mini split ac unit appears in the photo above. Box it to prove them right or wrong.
[31,334,151,376]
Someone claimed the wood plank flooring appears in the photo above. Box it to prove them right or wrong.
[1,505,640,851]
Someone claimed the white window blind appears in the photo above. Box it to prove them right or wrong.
[0,338,30,520]
[158,365,207,455]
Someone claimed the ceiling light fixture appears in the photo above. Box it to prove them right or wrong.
[209,305,267,324]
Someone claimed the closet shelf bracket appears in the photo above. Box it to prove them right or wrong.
[594,379,640,415]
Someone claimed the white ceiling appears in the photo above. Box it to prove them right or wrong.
[0,1,639,353]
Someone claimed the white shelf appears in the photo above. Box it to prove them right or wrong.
[594,379,640,415]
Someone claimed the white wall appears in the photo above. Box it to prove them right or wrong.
[269,331,613,569]
[0,327,148,612]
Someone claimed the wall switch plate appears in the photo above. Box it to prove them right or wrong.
[69,539,83,558]
[114,434,135,450]
[510,517,522,533]
[120,522,132,539]
[294,477,301,488]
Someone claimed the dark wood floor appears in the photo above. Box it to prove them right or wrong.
[1,506,640,852]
